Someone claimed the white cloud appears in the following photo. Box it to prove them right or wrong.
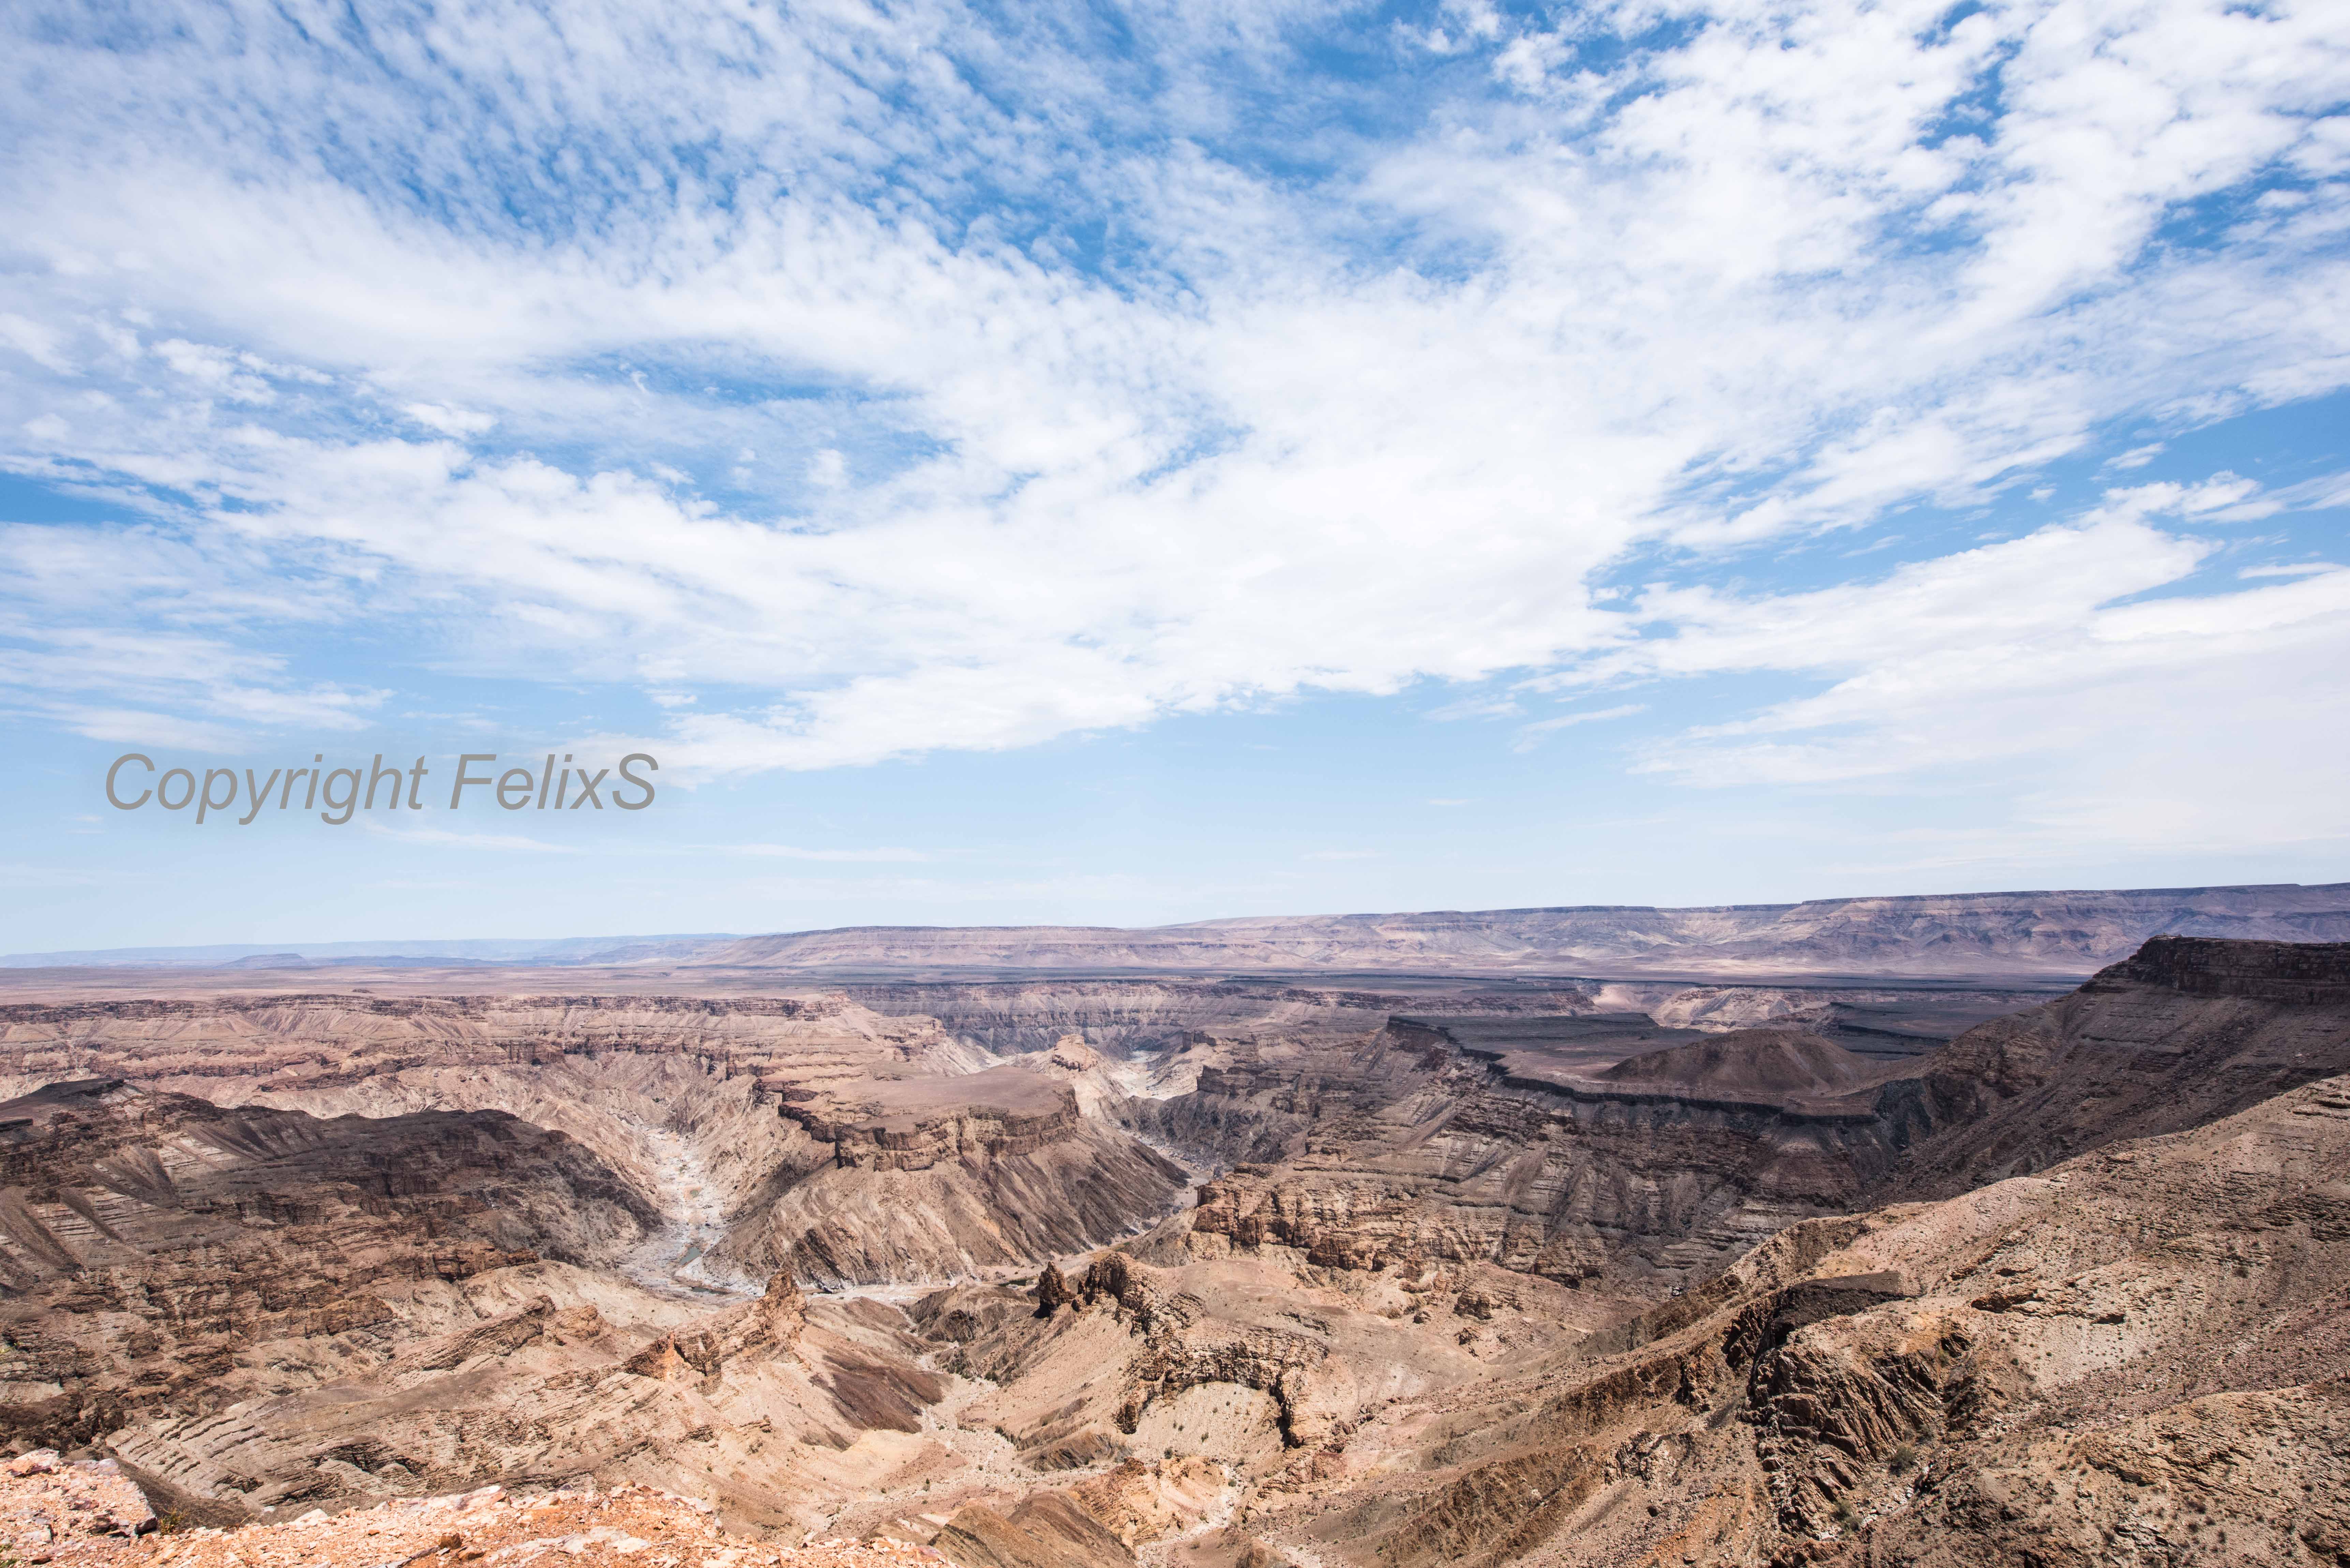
[1538,495,2350,854]
[403,403,497,437]
[726,843,929,862]
[0,603,386,751]
[1512,703,1649,751]
[2241,561,2341,578]
[0,314,69,373]
[360,821,582,853]
[44,707,249,752]
[0,0,2341,865]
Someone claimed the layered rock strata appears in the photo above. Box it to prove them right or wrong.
[1237,1070,2350,1568]
[0,1078,651,1458]
[0,997,1189,1291]
[691,884,2350,978]
[1891,934,2350,1196]
[1131,1022,1942,1290]
[726,1069,1188,1287]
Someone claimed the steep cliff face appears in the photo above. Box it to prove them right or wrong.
[1889,935,2350,1197]
[2104,933,2350,999]
[1130,1022,1939,1291]
[1221,1071,2350,1568]
[834,982,1461,1059]
[0,1079,652,1456]
[0,996,1188,1291]
[0,995,971,1217]
[917,1243,1618,1482]
[720,1067,1188,1286]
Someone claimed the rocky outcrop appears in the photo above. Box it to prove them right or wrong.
[1067,1456,1229,1547]
[767,1068,1090,1172]
[1592,1029,1913,1107]
[716,1068,1189,1287]
[0,1079,651,1456]
[0,1450,153,1547]
[1256,1069,2350,1568]
[1156,1023,1940,1290]
[2104,933,2350,1000]
[1888,935,2350,1197]
[725,1131,1187,1288]
[0,995,1185,1291]
[933,1490,1134,1568]
[623,1271,808,1390]
[1051,1252,1346,1447]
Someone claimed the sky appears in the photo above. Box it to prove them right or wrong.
[1,0,2346,953]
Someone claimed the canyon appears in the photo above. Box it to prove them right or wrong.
[0,930,2344,1566]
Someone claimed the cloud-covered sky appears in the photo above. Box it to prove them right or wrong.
[1,0,2345,948]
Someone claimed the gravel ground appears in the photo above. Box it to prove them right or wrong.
[2,1470,955,1568]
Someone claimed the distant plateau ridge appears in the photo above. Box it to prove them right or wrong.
[8,880,2349,981]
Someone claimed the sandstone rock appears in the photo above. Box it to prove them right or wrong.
[1263,1066,2350,1568]
[1891,934,2350,1197]
[0,997,1190,1295]
[1068,1457,1227,1546]
[932,1491,1132,1568]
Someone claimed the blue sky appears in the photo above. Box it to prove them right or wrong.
[1,0,2346,952]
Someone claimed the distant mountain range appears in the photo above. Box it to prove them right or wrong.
[0,934,739,969]
[11,882,2349,980]
[686,883,2350,978]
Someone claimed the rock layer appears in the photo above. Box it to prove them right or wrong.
[726,1069,1187,1287]
[1230,1070,2350,1568]
[0,997,1188,1291]
[1129,1021,1940,1290]
[692,884,2350,979]
[1891,934,2350,1197]
[0,1078,651,1458]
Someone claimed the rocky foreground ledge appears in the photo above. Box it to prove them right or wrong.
[3,1467,955,1568]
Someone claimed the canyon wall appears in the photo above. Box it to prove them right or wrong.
[0,995,1188,1292]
